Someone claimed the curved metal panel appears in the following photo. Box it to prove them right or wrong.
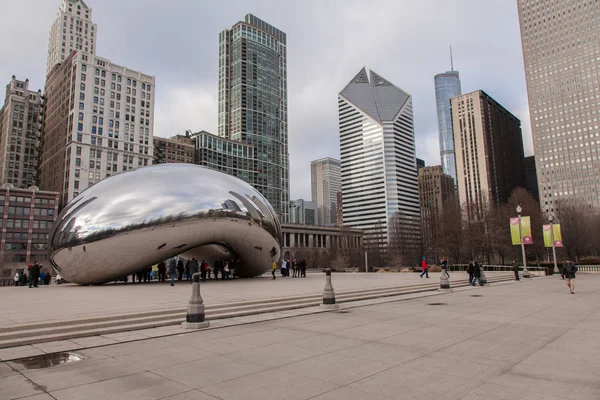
[49,164,281,284]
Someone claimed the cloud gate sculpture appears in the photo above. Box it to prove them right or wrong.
[49,164,282,285]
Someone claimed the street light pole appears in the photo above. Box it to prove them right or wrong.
[517,205,530,278]
[549,215,559,275]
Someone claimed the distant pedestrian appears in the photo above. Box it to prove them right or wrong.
[512,259,520,281]
[29,262,40,288]
[440,257,449,277]
[223,262,230,280]
[471,262,481,286]
[14,272,20,287]
[292,259,298,278]
[168,259,177,286]
[44,271,51,285]
[563,257,577,294]
[467,260,474,284]
[177,259,184,281]
[272,260,277,280]
[200,260,208,282]
[281,259,287,277]
[300,259,307,277]
[420,257,429,278]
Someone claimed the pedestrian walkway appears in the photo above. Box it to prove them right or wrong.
[1,275,599,399]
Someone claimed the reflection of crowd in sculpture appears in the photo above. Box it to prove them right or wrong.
[12,261,53,287]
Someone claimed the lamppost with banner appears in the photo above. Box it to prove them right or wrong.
[548,215,559,274]
[516,205,530,278]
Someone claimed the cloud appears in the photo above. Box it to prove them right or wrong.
[154,85,217,137]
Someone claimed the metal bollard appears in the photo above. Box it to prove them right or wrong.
[181,273,210,329]
[439,268,452,291]
[320,269,339,310]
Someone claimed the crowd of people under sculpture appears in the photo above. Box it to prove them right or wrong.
[271,258,307,279]
[122,257,233,285]
[12,261,55,287]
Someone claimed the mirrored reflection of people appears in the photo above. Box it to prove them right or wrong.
[563,257,577,294]
[200,260,208,282]
[168,259,177,286]
[271,260,277,280]
[14,272,20,287]
[223,262,230,280]
[512,259,520,281]
[419,257,429,278]
[177,258,184,281]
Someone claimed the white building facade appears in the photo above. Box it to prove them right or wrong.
[338,68,420,250]
[40,0,155,206]
[46,0,97,75]
[311,157,341,226]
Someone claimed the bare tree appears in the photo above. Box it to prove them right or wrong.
[556,200,600,261]
[388,211,421,268]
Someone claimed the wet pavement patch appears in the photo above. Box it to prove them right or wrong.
[11,352,84,370]
[471,295,483,297]
[427,302,448,306]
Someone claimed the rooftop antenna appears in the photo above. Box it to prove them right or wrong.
[450,45,454,72]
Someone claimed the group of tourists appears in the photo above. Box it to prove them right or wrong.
[466,260,483,286]
[271,258,307,279]
[124,257,233,286]
[13,261,53,288]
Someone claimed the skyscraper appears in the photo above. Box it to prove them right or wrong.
[311,157,341,226]
[418,165,455,245]
[289,199,317,225]
[434,55,461,182]
[39,1,155,206]
[218,14,289,221]
[46,0,97,75]
[518,0,600,213]
[338,68,420,250]
[451,90,526,219]
[0,76,43,188]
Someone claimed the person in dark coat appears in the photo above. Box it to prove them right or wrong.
[200,260,208,282]
[29,262,41,288]
[168,259,177,286]
[300,259,307,278]
[188,259,199,282]
[563,257,577,294]
[466,260,474,284]
[177,259,184,281]
[512,259,520,281]
[471,262,481,286]
[44,271,51,285]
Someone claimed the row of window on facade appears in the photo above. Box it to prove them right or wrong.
[0,206,54,217]
[1,219,52,229]
[0,195,55,205]
[5,243,48,251]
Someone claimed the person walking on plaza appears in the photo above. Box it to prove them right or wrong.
[158,261,166,282]
[14,272,20,287]
[292,259,298,278]
[272,260,277,280]
[467,260,474,284]
[563,257,577,294]
[168,259,177,286]
[512,259,520,281]
[200,260,209,282]
[300,259,307,277]
[420,256,429,278]
[440,257,449,277]
[471,262,481,286]
[177,258,184,281]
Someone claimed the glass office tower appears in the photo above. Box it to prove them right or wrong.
[434,70,461,182]
[218,14,289,221]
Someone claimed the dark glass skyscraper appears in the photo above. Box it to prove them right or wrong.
[218,14,289,221]
[434,70,461,182]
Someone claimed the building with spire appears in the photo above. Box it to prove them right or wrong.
[434,48,461,183]
[218,14,289,221]
[338,68,420,251]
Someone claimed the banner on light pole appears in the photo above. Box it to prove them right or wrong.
[510,216,533,245]
[543,224,563,247]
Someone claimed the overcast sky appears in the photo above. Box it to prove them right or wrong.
[0,0,532,200]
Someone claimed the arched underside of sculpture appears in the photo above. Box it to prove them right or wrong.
[49,164,282,285]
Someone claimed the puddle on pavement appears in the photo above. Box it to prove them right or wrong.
[11,352,85,370]
[470,295,483,297]
[427,302,448,306]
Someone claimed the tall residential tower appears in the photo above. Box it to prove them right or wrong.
[338,68,420,250]
[218,14,289,221]
[452,90,526,219]
[518,0,600,213]
[311,157,341,226]
[434,52,461,182]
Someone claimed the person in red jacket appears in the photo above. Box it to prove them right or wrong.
[420,256,429,278]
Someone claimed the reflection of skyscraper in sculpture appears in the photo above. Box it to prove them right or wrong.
[218,14,289,221]
[434,55,461,182]
[311,157,341,226]
[338,68,420,250]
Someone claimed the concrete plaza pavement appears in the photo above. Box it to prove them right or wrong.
[1,274,599,400]
[0,271,510,328]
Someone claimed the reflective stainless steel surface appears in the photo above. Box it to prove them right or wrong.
[49,164,282,285]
